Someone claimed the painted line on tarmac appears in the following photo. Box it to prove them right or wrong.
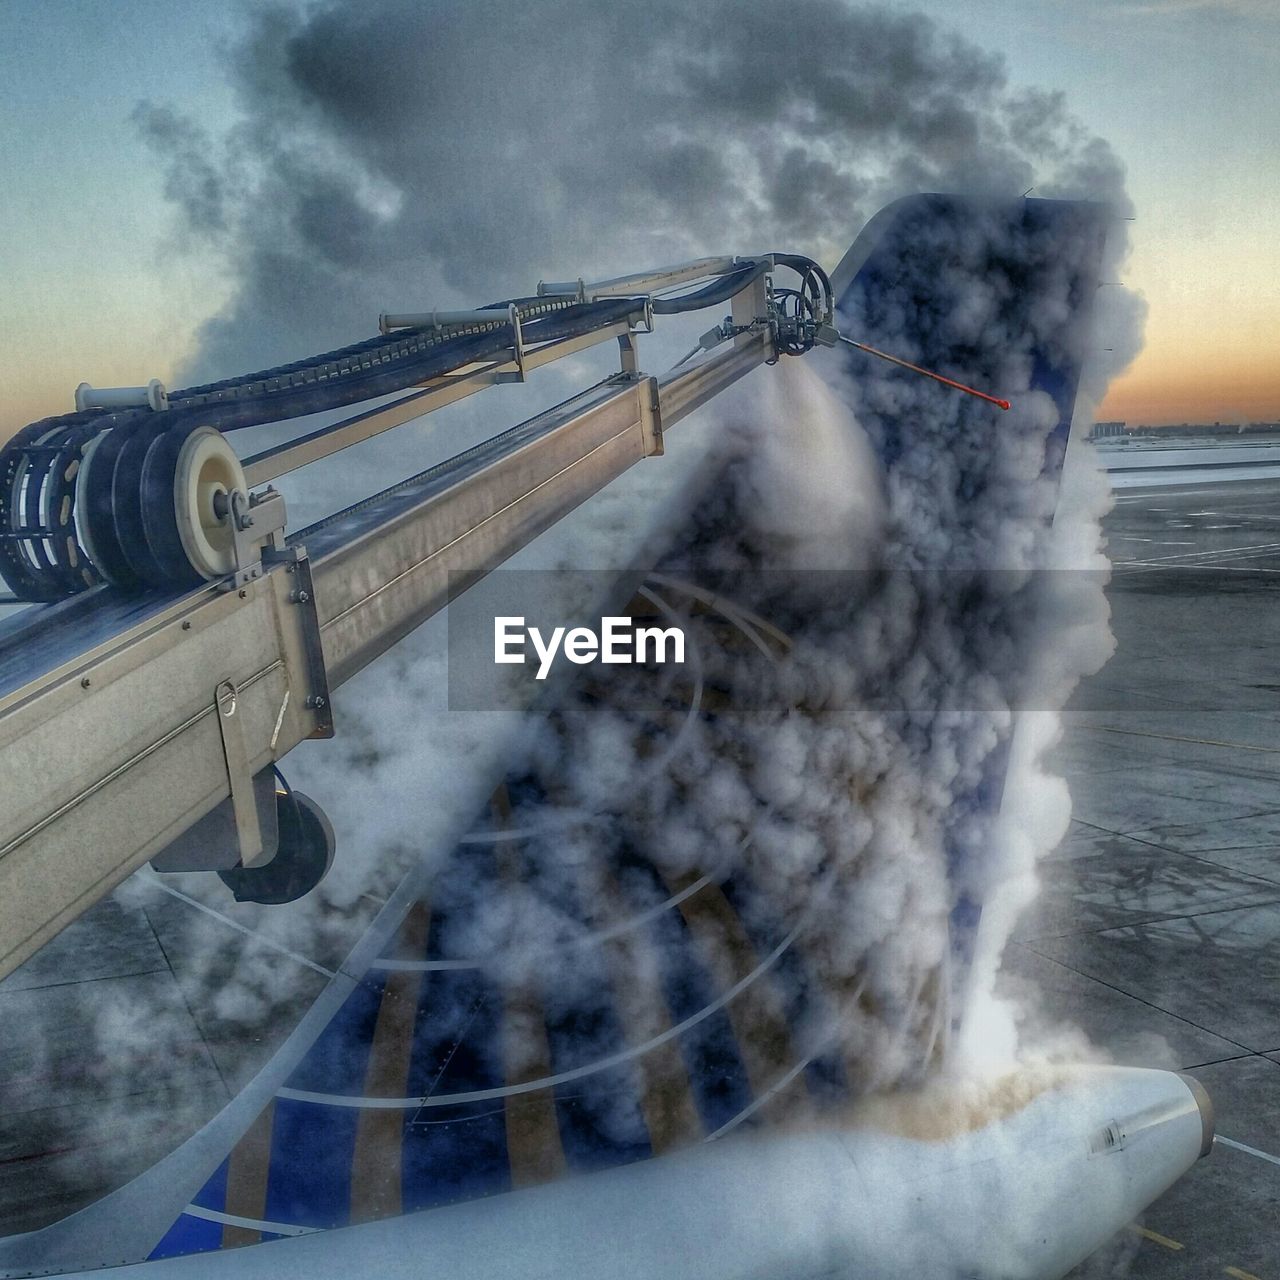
[1217,1135,1280,1168]
[1130,1225,1183,1251]
[144,873,339,980]
[1088,725,1280,756]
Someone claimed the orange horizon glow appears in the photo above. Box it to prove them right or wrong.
[1100,360,1280,427]
[1100,212,1280,427]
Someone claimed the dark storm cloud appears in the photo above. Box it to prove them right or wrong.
[131,102,232,238]
[135,0,1131,381]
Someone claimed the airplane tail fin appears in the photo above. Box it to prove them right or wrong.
[829,193,1114,1008]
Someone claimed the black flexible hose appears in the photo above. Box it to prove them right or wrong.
[650,261,770,314]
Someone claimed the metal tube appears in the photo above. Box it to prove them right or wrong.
[838,336,1012,410]
[540,257,740,301]
[309,376,663,687]
[657,330,772,429]
[74,379,168,413]
[378,309,511,333]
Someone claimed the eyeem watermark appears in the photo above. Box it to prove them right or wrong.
[495,615,685,680]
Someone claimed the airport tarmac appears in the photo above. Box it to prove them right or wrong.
[2,474,1279,1275]
[1047,478,1280,1277]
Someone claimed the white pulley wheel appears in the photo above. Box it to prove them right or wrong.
[173,427,248,579]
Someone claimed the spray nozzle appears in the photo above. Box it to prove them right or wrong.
[837,334,1012,411]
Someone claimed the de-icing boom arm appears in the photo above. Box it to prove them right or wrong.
[0,251,1010,983]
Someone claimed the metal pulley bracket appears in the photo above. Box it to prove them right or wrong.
[222,486,289,589]
[149,545,334,875]
[493,303,529,385]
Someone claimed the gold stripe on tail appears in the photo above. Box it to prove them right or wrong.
[220,1100,276,1249]
[579,857,702,1152]
[349,901,431,1222]
[665,874,811,1129]
[492,785,568,1188]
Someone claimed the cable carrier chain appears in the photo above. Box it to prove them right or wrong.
[0,253,842,983]
[0,254,834,602]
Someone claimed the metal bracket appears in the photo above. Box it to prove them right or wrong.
[280,548,335,738]
[732,266,773,355]
[618,328,641,378]
[215,679,266,867]
[615,302,654,375]
[509,302,527,381]
[150,768,279,873]
[224,486,289,589]
[493,303,529,385]
[639,375,664,457]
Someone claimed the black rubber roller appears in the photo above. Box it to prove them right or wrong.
[218,791,336,905]
[138,425,205,588]
[111,428,170,585]
[79,424,144,590]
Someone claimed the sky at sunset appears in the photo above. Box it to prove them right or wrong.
[0,0,1276,438]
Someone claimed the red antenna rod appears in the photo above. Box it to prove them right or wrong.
[837,335,1011,411]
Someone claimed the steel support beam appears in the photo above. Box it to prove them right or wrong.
[658,329,772,428]
[538,256,738,300]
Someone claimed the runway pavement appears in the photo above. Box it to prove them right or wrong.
[1048,479,1280,1277]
